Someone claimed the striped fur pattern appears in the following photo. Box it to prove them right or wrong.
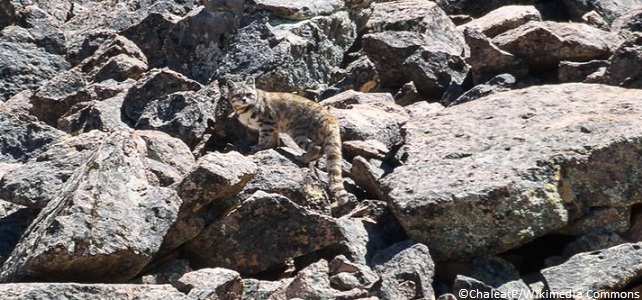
[226,78,349,206]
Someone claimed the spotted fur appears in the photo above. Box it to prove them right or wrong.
[226,78,349,206]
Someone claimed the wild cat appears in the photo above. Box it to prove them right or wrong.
[226,78,351,212]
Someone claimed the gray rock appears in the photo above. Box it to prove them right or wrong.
[0,130,182,283]
[562,229,629,258]
[164,151,257,251]
[611,8,642,37]
[594,34,642,88]
[27,69,87,127]
[562,0,642,25]
[493,21,619,69]
[447,73,516,107]
[350,156,386,201]
[0,282,185,300]
[254,0,345,20]
[57,81,134,135]
[381,83,642,260]
[136,130,196,187]
[343,140,389,161]
[121,68,202,124]
[0,28,70,101]
[135,259,192,286]
[135,87,219,150]
[243,278,292,300]
[558,60,609,83]
[183,191,344,275]
[362,0,469,99]
[321,90,409,147]
[463,27,527,85]
[215,9,356,93]
[163,6,240,83]
[0,203,36,266]
[0,130,105,208]
[326,55,380,98]
[285,260,336,300]
[542,242,642,294]
[458,5,542,38]
[434,0,520,17]
[371,240,435,300]
[239,149,332,215]
[453,275,507,300]
[0,111,67,164]
[328,255,379,291]
[176,268,243,300]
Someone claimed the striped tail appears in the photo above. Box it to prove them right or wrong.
[324,127,350,206]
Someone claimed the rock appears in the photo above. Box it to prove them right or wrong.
[470,256,521,288]
[371,241,435,300]
[163,6,240,83]
[0,111,67,164]
[135,258,192,285]
[393,82,426,106]
[558,60,609,83]
[328,255,379,291]
[135,87,219,150]
[0,283,185,299]
[563,229,629,258]
[403,101,445,120]
[285,260,336,299]
[321,90,409,147]
[594,34,642,88]
[343,140,389,161]
[164,151,257,251]
[121,68,202,125]
[458,5,543,38]
[331,217,389,266]
[493,21,618,70]
[453,275,506,300]
[625,205,642,241]
[27,69,87,127]
[176,268,243,300]
[238,149,331,214]
[183,191,344,275]
[446,73,515,107]
[611,8,642,37]
[76,35,148,82]
[57,81,134,134]
[243,278,292,300]
[434,0,518,17]
[61,0,198,65]
[254,0,345,20]
[381,83,642,260]
[562,0,642,25]
[136,130,196,186]
[215,9,356,93]
[0,130,106,208]
[463,27,528,85]
[542,242,642,294]
[0,27,70,101]
[350,156,387,201]
[362,0,469,99]
[0,130,182,283]
[561,206,630,235]
[326,56,380,97]
[0,204,36,265]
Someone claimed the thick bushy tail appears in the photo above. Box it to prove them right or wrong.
[324,127,350,206]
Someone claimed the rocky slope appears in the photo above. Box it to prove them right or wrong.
[2,0,642,299]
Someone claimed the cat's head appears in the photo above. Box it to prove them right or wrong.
[226,77,257,111]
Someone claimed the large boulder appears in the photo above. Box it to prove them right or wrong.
[381,83,642,260]
[0,129,183,283]
[362,0,470,99]
[183,191,345,275]
[0,283,185,299]
[0,111,67,164]
[214,7,357,93]
[492,21,619,70]
[562,0,642,25]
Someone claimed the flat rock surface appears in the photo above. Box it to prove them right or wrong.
[382,83,642,260]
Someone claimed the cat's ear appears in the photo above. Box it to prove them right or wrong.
[245,77,255,86]
[226,80,236,90]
